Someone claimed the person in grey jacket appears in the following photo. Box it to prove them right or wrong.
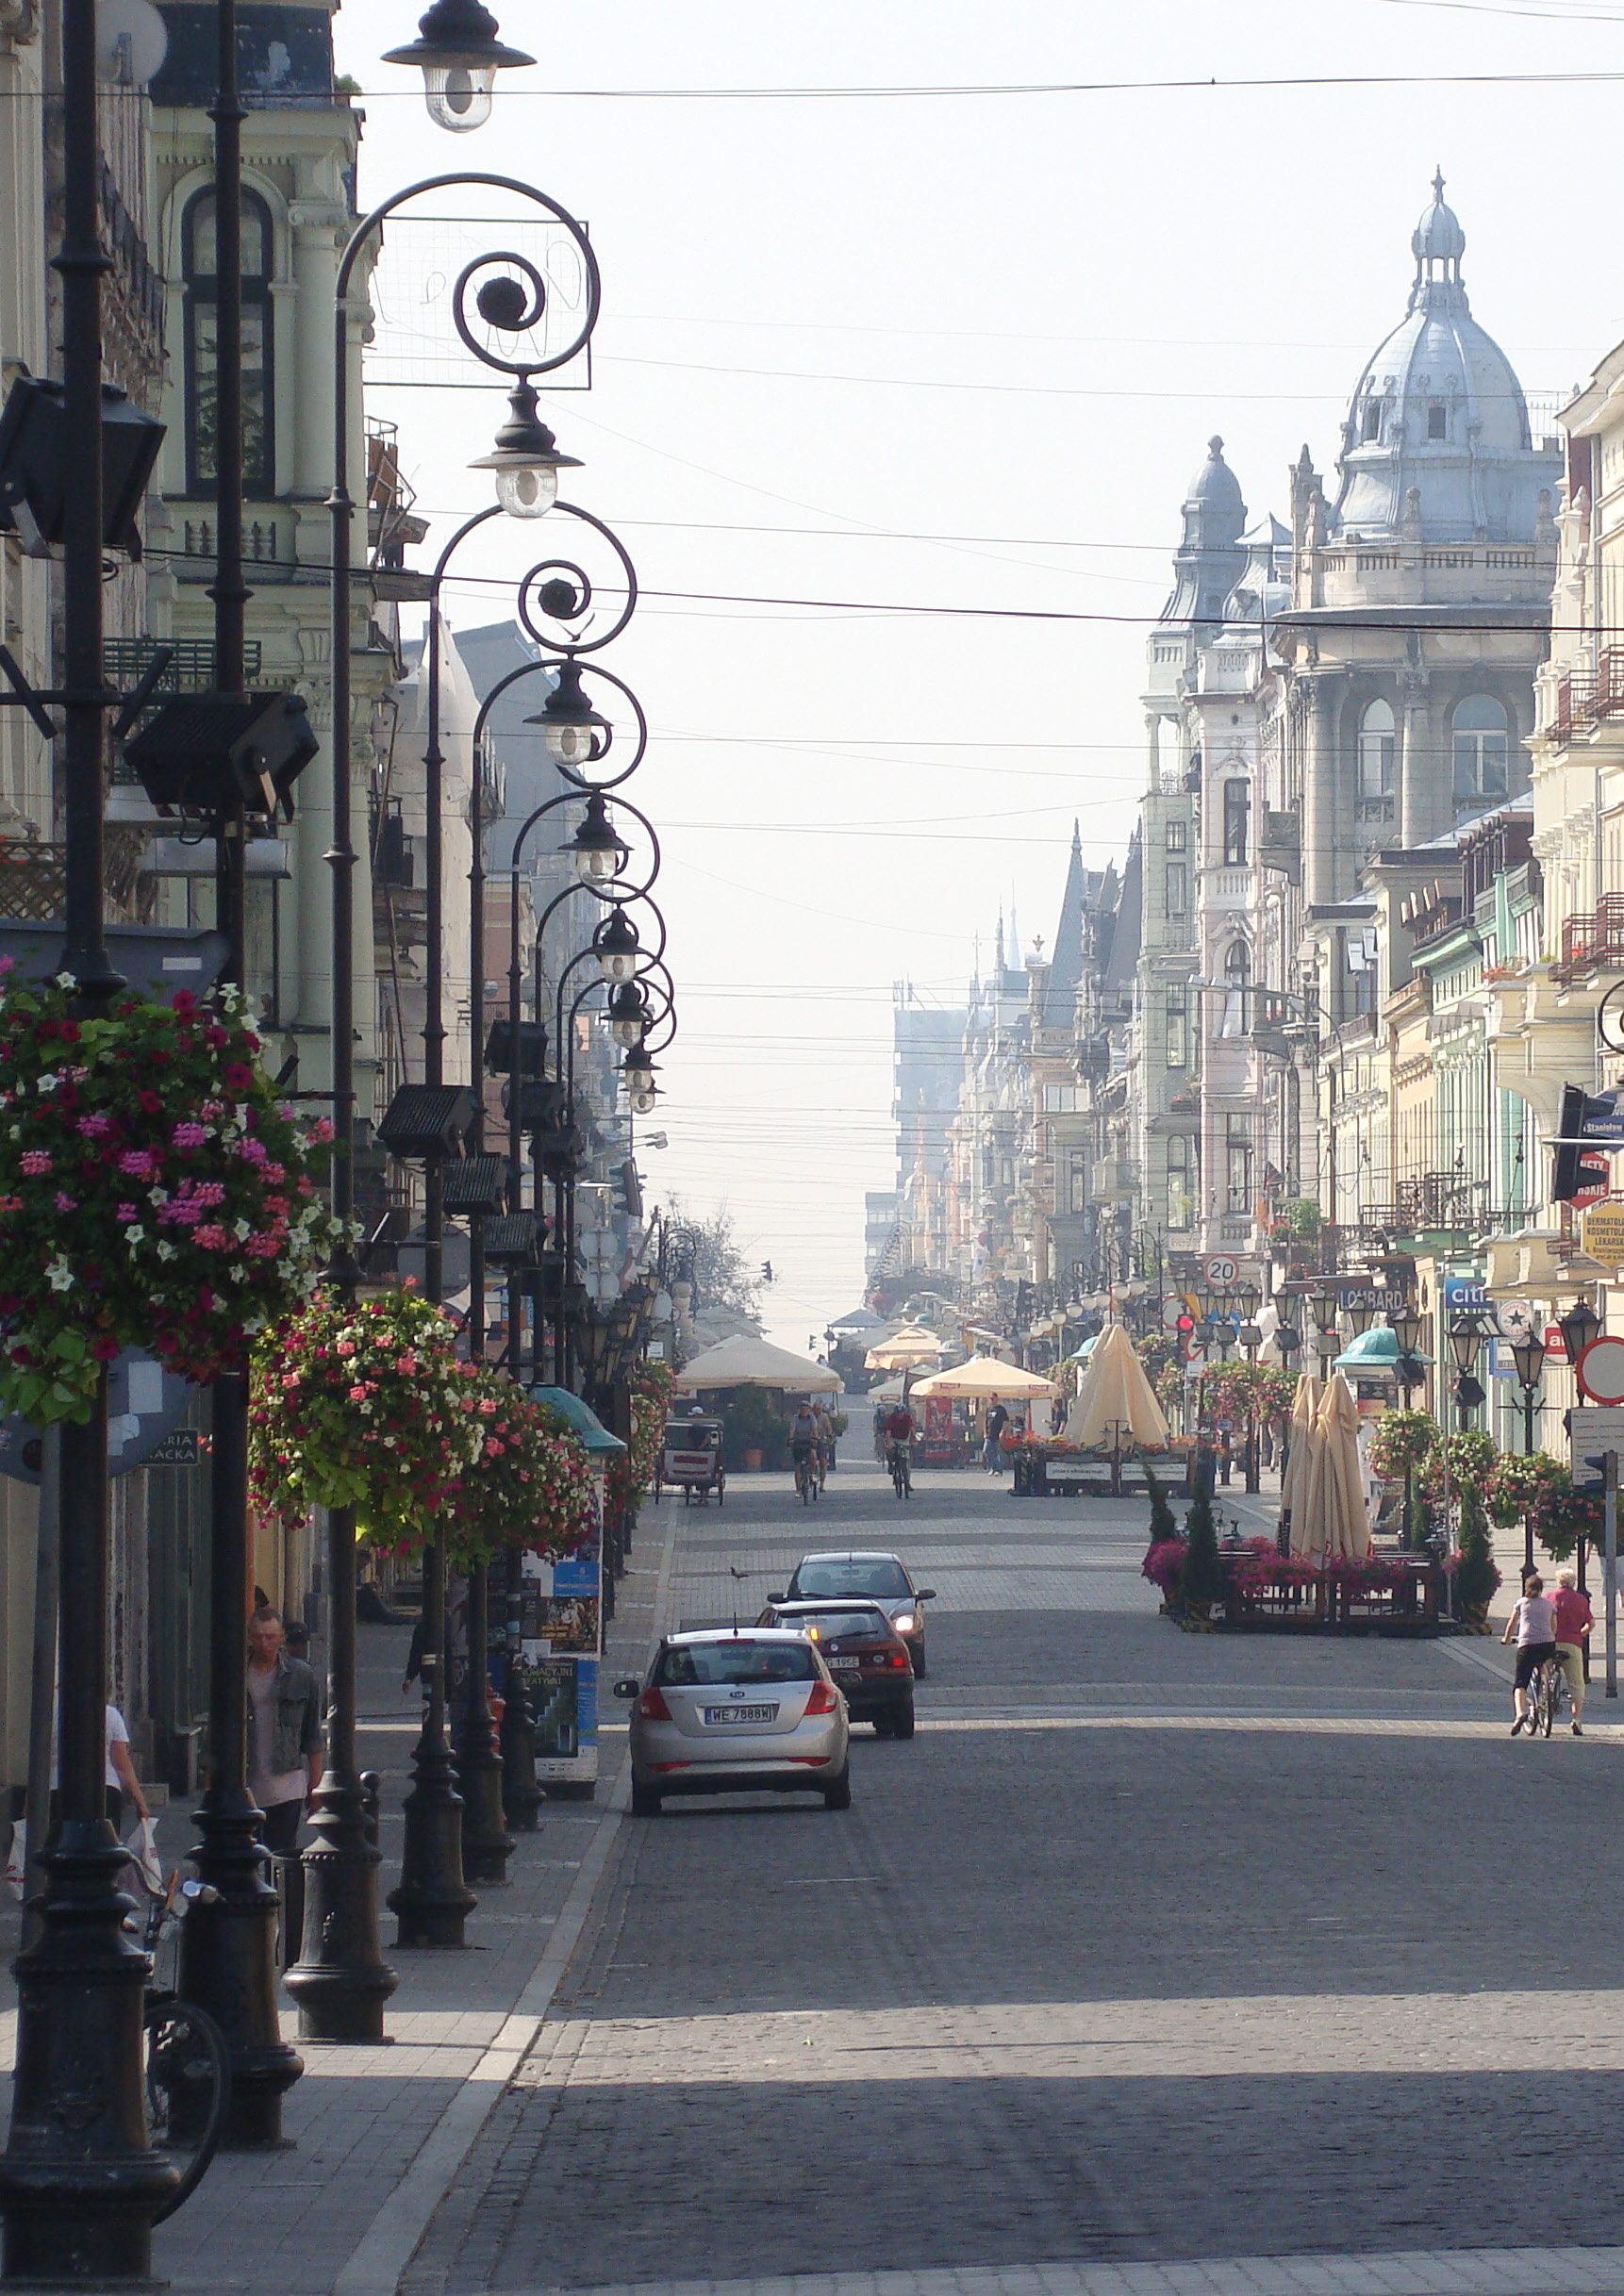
[247,1608,323,1855]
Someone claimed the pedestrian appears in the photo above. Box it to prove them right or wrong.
[47,1703,148,1833]
[247,1605,323,1855]
[983,1400,1009,1474]
[402,1614,427,1697]
[1501,1572,1560,1737]
[1550,1565,1594,1736]
[1051,1394,1068,1439]
[872,1399,887,1462]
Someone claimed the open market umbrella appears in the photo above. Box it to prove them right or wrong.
[673,1334,840,1395]
[1281,1372,1322,1549]
[912,1357,1058,1399]
[864,1323,944,1371]
[1063,1319,1170,1451]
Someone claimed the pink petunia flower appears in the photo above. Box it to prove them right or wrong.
[19,1151,51,1176]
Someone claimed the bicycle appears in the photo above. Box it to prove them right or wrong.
[137,1872,232,2216]
[1525,1654,1565,1739]
[793,1447,819,1505]
[887,1440,912,1500]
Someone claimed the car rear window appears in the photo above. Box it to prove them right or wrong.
[793,1561,910,1600]
[773,1610,889,1641]
[655,1642,818,1686]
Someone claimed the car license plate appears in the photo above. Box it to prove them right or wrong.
[828,1657,860,1670]
[704,1703,776,1725]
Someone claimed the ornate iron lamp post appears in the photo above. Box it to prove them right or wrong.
[1510,1331,1548,1583]
[294,162,595,2040]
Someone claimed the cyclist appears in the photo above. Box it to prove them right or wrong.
[1502,1571,1559,1736]
[788,1402,820,1498]
[1551,1565,1594,1737]
[812,1400,837,1488]
[884,1401,917,1495]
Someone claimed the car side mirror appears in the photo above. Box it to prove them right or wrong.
[612,1677,640,1699]
[768,1591,786,1604]
[916,1589,936,1602]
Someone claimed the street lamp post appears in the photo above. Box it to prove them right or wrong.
[1449,1313,1484,1431]
[290,147,596,2038]
[1510,1332,1548,1584]
[0,0,180,2265]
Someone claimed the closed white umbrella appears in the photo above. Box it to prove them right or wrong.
[1281,1373,1322,1549]
[1064,1321,1170,1450]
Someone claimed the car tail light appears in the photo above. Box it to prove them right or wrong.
[888,1647,910,1669]
[804,1679,839,1715]
[636,1686,671,1721]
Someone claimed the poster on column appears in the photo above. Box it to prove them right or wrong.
[921,1396,954,1465]
[519,1544,602,1794]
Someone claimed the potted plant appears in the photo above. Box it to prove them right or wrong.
[721,1385,784,1472]
[1177,1487,1224,1627]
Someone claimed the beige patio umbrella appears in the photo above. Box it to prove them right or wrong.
[864,1323,944,1372]
[1281,1373,1322,1552]
[1063,1320,1170,1451]
[1294,1372,1371,1563]
[912,1357,1058,1399]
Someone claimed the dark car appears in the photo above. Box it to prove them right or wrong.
[771,1551,936,1677]
[756,1600,916,1737]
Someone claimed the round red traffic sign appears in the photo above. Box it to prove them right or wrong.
[1576,1334,1624,1406]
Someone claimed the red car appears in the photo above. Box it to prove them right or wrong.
[755,1599,916,1738]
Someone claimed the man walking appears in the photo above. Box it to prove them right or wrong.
[248,1605,323,1854]
[983,1401,1009,1475]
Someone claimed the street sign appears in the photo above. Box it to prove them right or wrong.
[1571,1406,1624,1482]
[1584,1203,1624,1264]
[1600,982,1624,1055]
[146,1428,200,1467]
[1544,1323,1567,1357]
[1203,1255,1239,1286]
[1581,1089,1624,1142]
[1577,1334,1624,1406]
[1338,1284,1406,1314]
[1443,1274,1486,1313]
[1574,1153,1611,1208]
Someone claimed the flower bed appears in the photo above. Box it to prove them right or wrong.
[0,972,342,1423]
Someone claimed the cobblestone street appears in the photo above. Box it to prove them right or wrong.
[401,1463,1624,2296]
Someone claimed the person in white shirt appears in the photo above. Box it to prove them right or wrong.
[1502,1574,1560,1736]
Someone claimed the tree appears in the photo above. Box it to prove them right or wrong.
[1144,1463,1178,1544]
[665,1198,763,1334]
[1178,1486,1224,1613]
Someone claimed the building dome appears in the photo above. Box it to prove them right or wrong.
[1185,436,1245,525]
[1158,438,1248,629]
[1330,173,1558,546]
[1412,169,1467,267]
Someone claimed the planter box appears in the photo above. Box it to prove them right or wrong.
[1214,1556,1444,1636]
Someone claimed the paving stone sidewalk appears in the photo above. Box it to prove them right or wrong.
[0,1501,676,2296]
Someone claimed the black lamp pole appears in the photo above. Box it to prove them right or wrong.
[0,0,178,2272]
[388,517,493,1947]
[174,0,306,2145]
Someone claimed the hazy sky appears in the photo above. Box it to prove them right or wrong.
[333,0,1619,1351]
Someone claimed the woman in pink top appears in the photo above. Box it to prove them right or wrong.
[1501,1574,1559,1736]
[1549,1567,1593,1736]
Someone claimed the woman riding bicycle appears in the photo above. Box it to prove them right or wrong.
[1503,1572,1560,1737]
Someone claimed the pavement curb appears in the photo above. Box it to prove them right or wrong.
[330,1500,676,2296]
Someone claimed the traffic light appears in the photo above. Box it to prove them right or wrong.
[761,1261,774,1284]
[617,1159,643,1218]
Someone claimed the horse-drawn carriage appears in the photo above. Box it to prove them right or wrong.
[655,1413,726,1506]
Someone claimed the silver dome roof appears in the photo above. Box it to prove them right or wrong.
[1331,173,1558,545]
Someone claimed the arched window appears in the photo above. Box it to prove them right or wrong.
[1361,400,1381,443]
[1358,699,1396,798]
[1220,939,1251,1039]
[1452,696,1509,801]
[183,186,274,496]
[1222,778,1250,866]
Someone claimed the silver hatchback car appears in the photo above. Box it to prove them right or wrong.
[614,1627,852,1816]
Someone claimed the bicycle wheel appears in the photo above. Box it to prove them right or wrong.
[1542,1665,1559,1736]
[145,1995,230,2218]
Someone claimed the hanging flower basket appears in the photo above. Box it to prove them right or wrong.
[249,1287,485,1551]
[1364,1408,1438,1482]
[607,1357,673,1519]
[0,971,344,1426]
[446,1366,598,1567]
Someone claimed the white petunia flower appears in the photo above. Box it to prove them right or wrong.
[44,1257,73,1292]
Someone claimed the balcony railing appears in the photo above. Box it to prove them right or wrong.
[1554,893,1624,983]
[0,841,66,922]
